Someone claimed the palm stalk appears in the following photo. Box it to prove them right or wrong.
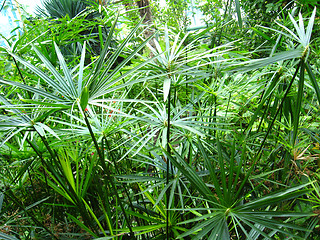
[291,59,305,146]
[234,61,301,201]
[103,136,138,225]
[83,111,135,238]
[166,87,171,240]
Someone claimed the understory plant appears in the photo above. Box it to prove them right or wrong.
[0,1,320,240]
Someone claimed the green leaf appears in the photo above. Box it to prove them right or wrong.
[235,0,243,28]
[165,147,217,203]
[306,61,320,105]
[0,78,63,101]
[291,60,305,145]
[0,232,19,240]
[67,213,98,238]
[306,7,317,44]
[54,42,77,97]
[80,86,89,111]
[232,48,304,72]
[78,41,86,95]
[163,77,171,102]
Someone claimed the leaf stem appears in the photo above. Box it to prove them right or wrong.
[83,112,135,238]
[234,61,301,201]
[166,87,171,239]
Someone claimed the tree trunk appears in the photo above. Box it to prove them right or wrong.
[136,0,156,49]
[136,0,152,24]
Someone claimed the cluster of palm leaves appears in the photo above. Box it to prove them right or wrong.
[0,1,319,239]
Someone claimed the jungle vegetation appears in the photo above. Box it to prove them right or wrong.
[0,0,320,239]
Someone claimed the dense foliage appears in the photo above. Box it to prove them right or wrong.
[0,0,320,239]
